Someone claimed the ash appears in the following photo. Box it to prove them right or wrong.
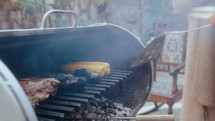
[77,97,132,119]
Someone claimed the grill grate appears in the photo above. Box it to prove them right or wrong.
[84,86,106,91]
[99,81,116,85]
[110,72,131,75]
[103,76,124,80]
[87,83,111,88]
[46,100,82,107]
[35,70,132,121]
[61,93,95,99]
[108,74,128,78]
[100,78,120,83]
[37,104,74,112]
[54,96,89,103]
[37,117,56,121]
[84,90,101,95]
[35,109,65,118]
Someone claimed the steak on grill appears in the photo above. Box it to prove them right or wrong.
[19,78,60,107]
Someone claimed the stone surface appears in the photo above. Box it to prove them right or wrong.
[138,71,184,121]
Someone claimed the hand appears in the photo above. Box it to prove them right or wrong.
[211,12,215,26]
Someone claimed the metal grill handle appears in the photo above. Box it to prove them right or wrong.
[41,10,77,29]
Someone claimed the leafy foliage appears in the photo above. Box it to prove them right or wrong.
[144,0,174,17]
[77,19,92,26]
[11,0,43,14]
[95,0,113,6]
[141,0,175,43]
[53,19,69,27]
[49,3,70,9]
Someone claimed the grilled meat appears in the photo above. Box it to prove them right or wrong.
[19,78,60,107]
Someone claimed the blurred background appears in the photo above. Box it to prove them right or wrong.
[0,0,187,45]
[0,1,190,120]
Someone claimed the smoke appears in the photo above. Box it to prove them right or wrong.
[0,25,145,77]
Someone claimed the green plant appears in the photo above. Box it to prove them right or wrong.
[144,0,174,17]
[120,6,139,17]
[11,0,43,14]
[53,19,69,27]
[141,0,174,43]
[77,19,92,26]
[47,1,71,27]
[49,3,69,9]
[95,0,113,6]
[94,0,114,14]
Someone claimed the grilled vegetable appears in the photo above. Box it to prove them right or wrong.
[71,62,110,74]
[61,62,110,77]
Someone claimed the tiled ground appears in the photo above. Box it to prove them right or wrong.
[137,72,185,121]
[137,101,182,121]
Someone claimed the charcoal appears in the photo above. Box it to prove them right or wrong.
[94,98,101,102]
[36,71,134,120]
[82,111,88,119]
[106,108,114,113]
[66,112,76,119]
[116,110,123,117]
[73,69,99,80]
[84,110,89,114]
[87,103,97,113]
[100,110,105,115]
[109,113,116,117]
[79,97,132,119]
[42,73,86,86]
[75,112,82,119]
[87,113,97,119]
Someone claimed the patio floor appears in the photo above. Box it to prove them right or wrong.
[137,71,185,121]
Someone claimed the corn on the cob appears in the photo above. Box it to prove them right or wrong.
[61,62,110,77]
[70,62,110,75]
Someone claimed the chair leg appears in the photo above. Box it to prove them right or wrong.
[154,102,159,108]
[167,104,173,114]
[139,102,164,115]
[153,102,164,111]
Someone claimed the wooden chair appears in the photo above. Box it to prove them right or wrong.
[145,32,187,114]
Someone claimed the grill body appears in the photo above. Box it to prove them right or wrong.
[0,23,153,121]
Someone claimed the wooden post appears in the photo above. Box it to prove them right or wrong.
[135,115,174,121]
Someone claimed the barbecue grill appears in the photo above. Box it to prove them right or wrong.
[0,10,153,121]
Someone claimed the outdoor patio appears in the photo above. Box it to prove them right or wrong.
[138,71,185,121]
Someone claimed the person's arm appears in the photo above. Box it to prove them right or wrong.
[211,12,215,26]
